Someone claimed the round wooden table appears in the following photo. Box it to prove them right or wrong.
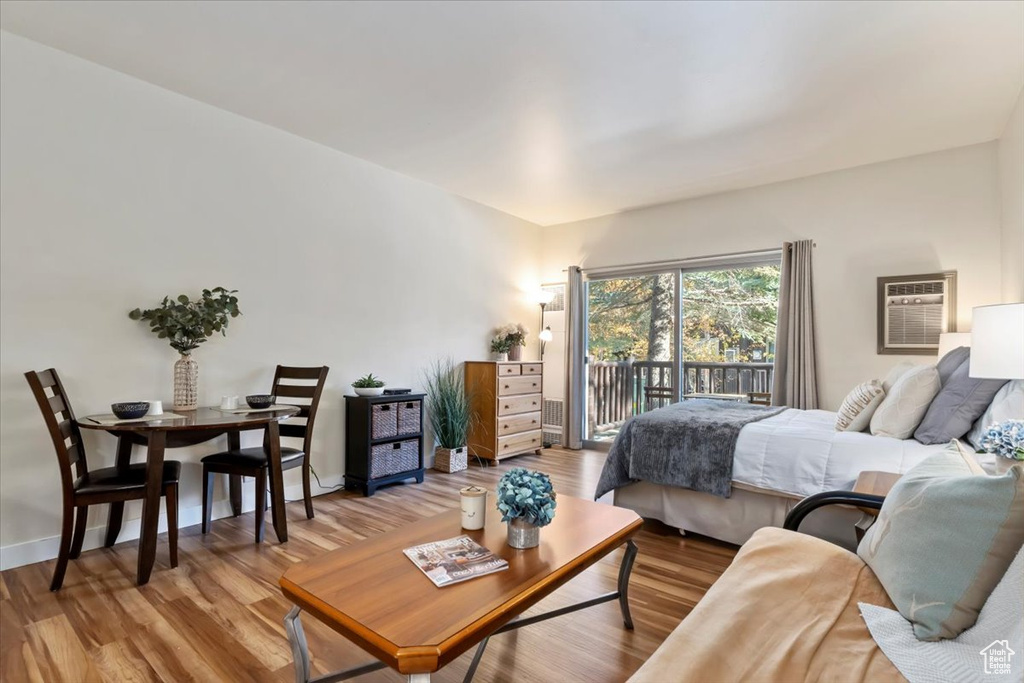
[78,405,300,585]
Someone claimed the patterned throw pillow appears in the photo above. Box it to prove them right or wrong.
[858,441,1024,641]
[870,365,941,439]
[835,380,886,432]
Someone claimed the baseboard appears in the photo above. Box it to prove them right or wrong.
[0,474,345,571]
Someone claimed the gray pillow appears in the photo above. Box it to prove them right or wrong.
[935,346,970,386]
[915,359,1008,445]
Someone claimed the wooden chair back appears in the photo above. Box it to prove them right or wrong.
[25,369,89,495]
[271,366,330,455]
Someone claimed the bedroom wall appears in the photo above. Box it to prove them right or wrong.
[540,143,1003,411]
[0,32,542,568]
[998,88,1024,303]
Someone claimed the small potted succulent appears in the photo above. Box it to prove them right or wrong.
[490,336,512,362]
[496,467,557,548]
[492,323,528,361]
[352,373,386,397]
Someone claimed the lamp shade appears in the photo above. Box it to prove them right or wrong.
[538,327,553,342]
[937,332,972,359]
[969,303,1024,380]
[536,289,555,306]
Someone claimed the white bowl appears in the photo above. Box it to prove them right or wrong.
[354,387,385,397]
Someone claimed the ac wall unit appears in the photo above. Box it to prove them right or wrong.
[542,398,563,447]
[877,272,957,355]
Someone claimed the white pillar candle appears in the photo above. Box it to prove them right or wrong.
[460,486,487,530]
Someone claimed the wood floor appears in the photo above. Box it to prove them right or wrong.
[0,448,737,683]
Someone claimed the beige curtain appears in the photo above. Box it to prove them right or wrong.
[772,240,819,409]
[564,266,586,449]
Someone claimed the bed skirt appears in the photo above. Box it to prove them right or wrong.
[614,481,863,551]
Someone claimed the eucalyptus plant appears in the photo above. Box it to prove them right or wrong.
[129,287,241,354]
[423,358,475,449]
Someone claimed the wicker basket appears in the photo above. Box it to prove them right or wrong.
[397,400,421,435]
[434,446,468,473]
[370,439,419,479]
[371,403,398,439]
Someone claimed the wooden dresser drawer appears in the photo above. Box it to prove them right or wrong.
[497,363,521,376]
[498,375,542,396]
[498,411,541,436]
[521,363,543,376]
[497,430,542,457]
[497,393,542,416]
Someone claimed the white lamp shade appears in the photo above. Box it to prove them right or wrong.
[538,327,553,342]
[536,290,555,306]
[969,303,1024,379]
[937,332,972,359]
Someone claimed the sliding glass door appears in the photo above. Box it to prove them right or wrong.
[584,260,780,445]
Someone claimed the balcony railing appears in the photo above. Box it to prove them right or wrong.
[587,359,775,438]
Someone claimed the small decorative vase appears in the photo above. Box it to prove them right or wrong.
[173,353,199,410]
[508,345,522,361]
[507,517,540,549]
[494,352,508,362]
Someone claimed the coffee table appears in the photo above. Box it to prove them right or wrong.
[279,495,643,682]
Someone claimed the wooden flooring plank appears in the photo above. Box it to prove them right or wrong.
[0,448,737,683]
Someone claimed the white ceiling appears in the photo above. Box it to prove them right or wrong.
[2,1,1022,226]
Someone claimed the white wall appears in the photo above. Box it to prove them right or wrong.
[0,32,542,568]
[998,88,1024,303]
[540,144,1004,410]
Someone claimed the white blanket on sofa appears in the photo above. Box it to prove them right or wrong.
[732,409,946,498]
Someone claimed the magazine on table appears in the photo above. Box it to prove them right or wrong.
[403,535,508,587]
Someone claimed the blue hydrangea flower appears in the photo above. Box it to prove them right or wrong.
[496,467,557,526]
[979,420,1024,460]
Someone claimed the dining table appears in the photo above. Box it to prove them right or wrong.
[77,405,300,585]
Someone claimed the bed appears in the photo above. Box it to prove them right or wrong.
[600,407,949,550]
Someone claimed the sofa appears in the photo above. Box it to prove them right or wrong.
[629,525,905,682]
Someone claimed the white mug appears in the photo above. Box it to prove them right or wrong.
[460,486,487,530]
[220,395,239,410]
[147,400,163,416]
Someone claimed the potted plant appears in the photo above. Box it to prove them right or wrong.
[352,373,386,397]
[490,336,512,362]
[496,467,557,548]
[129,287,241,410]
[424,358,475,473]
[493,323,528,361]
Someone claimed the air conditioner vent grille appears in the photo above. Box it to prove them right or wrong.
[887,282,944,296]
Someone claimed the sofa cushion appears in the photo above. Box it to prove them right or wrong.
[967,380,1024,450]
[935,346,970,386]
[882,361,917,394]
[857,441,1024,641]
[914,360,1008,445]
[836,380,886,432]
[628,527,904,682]
[870,365,941,439]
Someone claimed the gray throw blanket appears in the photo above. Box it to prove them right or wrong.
[595,400,787,499]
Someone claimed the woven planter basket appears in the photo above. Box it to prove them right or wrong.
[434,446,468,473]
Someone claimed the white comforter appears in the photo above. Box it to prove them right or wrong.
[733,409,946,498]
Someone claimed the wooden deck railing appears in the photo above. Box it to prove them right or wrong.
[587,359,774,436]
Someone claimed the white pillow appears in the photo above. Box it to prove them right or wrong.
[882,361,917,394]
[967,380,1024,449]
[870,365,941,439]
[835,380,886,432]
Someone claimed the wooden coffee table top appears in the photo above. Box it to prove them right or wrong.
[279,495,642,675]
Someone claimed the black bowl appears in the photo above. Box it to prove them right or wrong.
[246,394,275,409]
[112,401,150,420]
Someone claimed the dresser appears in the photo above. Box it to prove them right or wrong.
[465,361,544,462]
[344,393,425,496]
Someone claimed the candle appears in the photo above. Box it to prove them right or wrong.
[460,486,487,530]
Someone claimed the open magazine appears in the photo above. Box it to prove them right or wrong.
[403,535,509,587]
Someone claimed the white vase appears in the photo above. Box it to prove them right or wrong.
[494,352,508,362]
[354,387,385,397]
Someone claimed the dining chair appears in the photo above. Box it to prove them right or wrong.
[201,365,329,542]
[25,369,181,591]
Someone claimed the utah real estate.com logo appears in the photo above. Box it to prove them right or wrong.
[980,640,1016,676]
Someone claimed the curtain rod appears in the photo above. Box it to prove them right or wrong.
[563,245,801,276]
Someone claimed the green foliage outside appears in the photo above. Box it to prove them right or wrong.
[587,266,780,363]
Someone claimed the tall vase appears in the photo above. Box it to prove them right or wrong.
[508,345,522,361]
[173,353,199,410]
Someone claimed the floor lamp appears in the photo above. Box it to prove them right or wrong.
[537,290,554,359]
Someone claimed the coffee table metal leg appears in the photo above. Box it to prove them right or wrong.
[284,606,387,683]
[618,540,638,630]
[407,675,430,682]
